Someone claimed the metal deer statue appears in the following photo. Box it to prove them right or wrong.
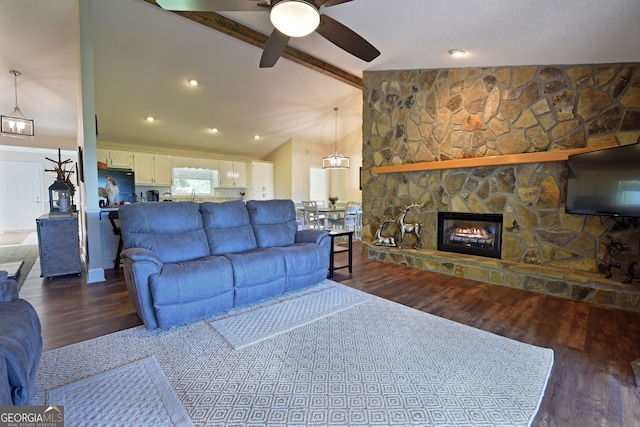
[398,204,422,250]
[374,219,397,247]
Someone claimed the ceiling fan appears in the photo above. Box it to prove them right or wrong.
[156,0,380,68]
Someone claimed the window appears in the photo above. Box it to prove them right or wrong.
[172,167,219,195]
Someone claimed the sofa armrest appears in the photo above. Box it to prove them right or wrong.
[295,229,330,245]
[121,248,163,330]
[0,299,42,405]
[121,248,163,269]
[0,271,18,303]
[0,355,11,406]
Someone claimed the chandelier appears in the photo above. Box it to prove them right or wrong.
[1,70,34,138]
[322,107,350,169]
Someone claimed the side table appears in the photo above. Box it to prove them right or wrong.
[36,213,82,279]
[326,229,354,279]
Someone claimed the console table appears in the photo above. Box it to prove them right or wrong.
[326,229,354,279]
[36,213,81,279]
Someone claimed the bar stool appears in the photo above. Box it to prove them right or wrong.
[108,211,123,273]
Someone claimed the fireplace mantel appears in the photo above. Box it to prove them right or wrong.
[372,146,614,174]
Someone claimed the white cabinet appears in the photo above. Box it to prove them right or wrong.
[134,153,173,186]
[97,148,134,169]
[218,160,247,187]
[154,155,173,185]
[251,161,275,200]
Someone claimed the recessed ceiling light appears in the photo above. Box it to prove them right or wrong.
[188,79,198,86]
[448,49,466,57]
[254,135,260,140]
[210,127,218,133]
[146,116,155,122]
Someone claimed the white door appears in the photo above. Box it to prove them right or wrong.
[0,161,44,232]
[309,167,327,202]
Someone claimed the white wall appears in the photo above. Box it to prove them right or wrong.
[265,127,363,204]
[0,145,78,231]
[328,127,362,203]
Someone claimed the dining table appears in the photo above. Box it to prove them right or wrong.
[298,206,346,229]
[318,207,346,229]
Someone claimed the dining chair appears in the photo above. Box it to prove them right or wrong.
[333,201,361,234]
[302,200,322,228]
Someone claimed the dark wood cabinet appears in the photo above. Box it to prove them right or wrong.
[36,213,81,279]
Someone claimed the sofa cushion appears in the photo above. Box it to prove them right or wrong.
[200,201,257,255]
[149,256,234,330]
[119,202,210,264]
[274,243,330,292]
[224,248,286,306]
[246,199,298,248]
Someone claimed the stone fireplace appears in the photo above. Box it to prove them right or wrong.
[437,212,503,259]
[360,63,640,312]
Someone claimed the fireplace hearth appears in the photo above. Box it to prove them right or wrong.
[437,212,503,259]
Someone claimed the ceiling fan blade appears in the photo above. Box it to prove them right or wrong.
[316,14,380,62]
[260,29,290,68]
[156,0,265,12]
[319,0,353,7]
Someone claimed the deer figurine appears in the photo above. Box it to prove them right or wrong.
[374,219,397,247]
[398,203,422,250]
[603,239,636,284]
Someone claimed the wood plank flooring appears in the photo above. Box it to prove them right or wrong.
[18,242,640,426]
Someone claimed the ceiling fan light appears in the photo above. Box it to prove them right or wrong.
[270,0,320,38]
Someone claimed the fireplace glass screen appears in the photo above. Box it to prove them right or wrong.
[437,212,503,259]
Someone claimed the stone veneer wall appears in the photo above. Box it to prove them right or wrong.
[362,64,640,276]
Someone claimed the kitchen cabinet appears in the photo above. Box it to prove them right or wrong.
[36,213,81,279]
[251,161,275,200]
[134,153,173,185]
[218,160,247,188]
[97,148,134,169]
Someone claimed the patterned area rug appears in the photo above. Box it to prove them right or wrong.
[47,356,192,427]
[0,244,39,290]
[210,285,368,349]
[32,281,554,426]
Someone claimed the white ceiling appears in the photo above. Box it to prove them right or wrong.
[1,0,639,158]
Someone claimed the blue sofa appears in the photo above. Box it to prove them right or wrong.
[119,199,331,330]
[0,271,43,406]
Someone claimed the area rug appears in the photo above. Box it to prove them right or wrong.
[210,285,368,349]
[32,281,554,427]
[0,231,31,245]
[0,244,39,290]
[47,356,193,427]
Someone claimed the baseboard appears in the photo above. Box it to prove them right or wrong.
[87,267,105,284]
[632,359,640,389]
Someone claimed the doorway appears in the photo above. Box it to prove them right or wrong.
[0,161,44,232]
[309,167,327,202]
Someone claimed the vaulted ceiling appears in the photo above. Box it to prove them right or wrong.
[1,0,639,157]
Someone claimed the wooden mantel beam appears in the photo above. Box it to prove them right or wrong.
[373,146,615,174]
[142,0,363,89]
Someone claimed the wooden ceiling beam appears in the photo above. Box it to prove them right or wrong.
[142,0,363,89]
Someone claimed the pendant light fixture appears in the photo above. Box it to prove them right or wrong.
[322,107,350,169]
[270,0,320,38]
[1,70,34,138]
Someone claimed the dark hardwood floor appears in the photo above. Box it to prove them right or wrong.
[18,242,640,426]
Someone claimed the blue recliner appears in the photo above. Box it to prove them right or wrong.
[120,199,330,330]
[0,271,42,406]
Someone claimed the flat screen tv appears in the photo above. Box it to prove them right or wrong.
[565,143,640,217]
